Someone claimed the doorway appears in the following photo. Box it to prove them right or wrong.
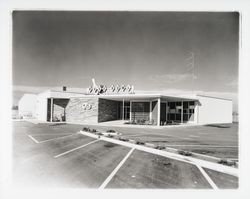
[123,101,130,120]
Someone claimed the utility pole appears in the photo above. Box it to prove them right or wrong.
[186,52,195,93]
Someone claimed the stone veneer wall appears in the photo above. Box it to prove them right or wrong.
[98,98,119,123]
[66,97,98,123]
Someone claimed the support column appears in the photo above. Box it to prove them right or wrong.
[50,98,53,122]
[122,99,124,120]
[195,101,199,124]
[157,98,161,126]
[149,101,152,122]
[130,101,132,122]
[166,101,168,122]
[181,101,183,123]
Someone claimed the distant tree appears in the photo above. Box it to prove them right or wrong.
[232,111,238,116]
[12,105,18,110]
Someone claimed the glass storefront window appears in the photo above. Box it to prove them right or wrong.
[167,101,195,123]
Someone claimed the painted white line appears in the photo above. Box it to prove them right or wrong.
[30,133,74,136]
[28,133,77,144]
[38,133,77,143]
[99,148,135,189]
[182,137,192,140]
[54,140,99,158]
[196,165,218,189]
[164,145,238,148]
[79,131,238,177]
[189,135,200,138]
[126,133,150,137]
[28,135,39,144]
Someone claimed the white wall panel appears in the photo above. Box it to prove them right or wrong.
[197,95,232,124]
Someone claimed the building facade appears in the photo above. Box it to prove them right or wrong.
[18,94,37,118]
[19,88,233,126]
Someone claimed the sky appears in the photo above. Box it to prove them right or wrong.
[12,11,239,110]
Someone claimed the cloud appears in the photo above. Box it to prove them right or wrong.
[13,85,88,93]
[13,85,50,93]
[149,74,197,84]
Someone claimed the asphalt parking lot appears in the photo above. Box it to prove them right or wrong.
[12,121,238,189]
[83,123,238,159]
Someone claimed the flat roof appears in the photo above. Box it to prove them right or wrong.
[76,93,199,101]
[36,89,232,102]
[197,94,232,101]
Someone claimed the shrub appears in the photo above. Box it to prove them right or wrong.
[155,146,166,150]
[82,127,90,132]
[178,150,192,156]
[136,141,145,145]
[90,129,97,133]
[119,137,129,142]
[218,159,236,166]
[106,129,116,133]
[131,120,136,124]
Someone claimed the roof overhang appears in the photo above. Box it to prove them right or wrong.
[97,93,198,102]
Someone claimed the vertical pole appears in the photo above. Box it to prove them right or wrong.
[122,99,124,120]
[181,101,183,124]
[50,98,53,122]
[149,101,152,122]
[157,98,161,126]
[130,101,132,122]
[166,101,168,123]
[195,101,199,124]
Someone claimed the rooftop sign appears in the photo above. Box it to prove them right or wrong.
[86,78,134,95]
[87,84,135,95]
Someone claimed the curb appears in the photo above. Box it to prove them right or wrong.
[79,130,238,177]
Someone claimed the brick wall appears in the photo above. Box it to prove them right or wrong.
[98,98,119,122]
[66,97,98,123]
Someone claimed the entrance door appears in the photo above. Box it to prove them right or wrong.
[124,103,130,120]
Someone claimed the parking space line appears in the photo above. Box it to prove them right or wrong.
[28,135,39,143]
[125,133,150,137]
[164,144,237,148]
[80,131,238,177]
[182,137,192,140]
[27,133,77,144]
[99,148,135,189]
[38,133,77,143]
[196,165,218,189]
[54,140,99,158]
[189,135,200,138]
[29,133,74,136]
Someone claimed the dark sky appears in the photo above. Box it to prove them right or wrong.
[13,11,239,93]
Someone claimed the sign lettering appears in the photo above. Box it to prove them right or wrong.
[82,103,92,110]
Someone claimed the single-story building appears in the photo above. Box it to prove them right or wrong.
[18,86,233,126]
[18,93,37,118]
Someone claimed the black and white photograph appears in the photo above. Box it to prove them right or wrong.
[1,0,250,199]
[11,10,239,189]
